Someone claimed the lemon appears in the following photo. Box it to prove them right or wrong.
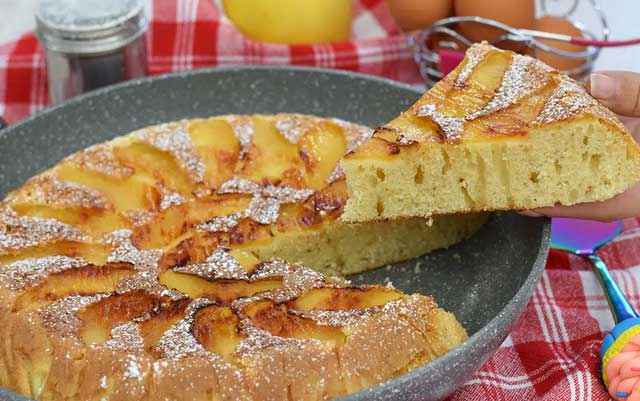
[222,0,352,44]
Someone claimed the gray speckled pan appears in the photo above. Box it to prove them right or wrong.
[0,66,550,401]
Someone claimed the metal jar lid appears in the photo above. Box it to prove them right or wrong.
[35,0,148,54]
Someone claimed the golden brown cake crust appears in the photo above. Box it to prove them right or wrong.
[0,114,472,401]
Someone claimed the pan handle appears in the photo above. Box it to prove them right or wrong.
[0,116,6,130]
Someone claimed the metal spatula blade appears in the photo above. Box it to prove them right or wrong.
[551,218,640,400]
[551,218,637,323]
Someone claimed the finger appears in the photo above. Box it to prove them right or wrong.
[618,115,640,142]
[521,181,640,221]
[615,376,640,400]
[587,71,640,117]
[518,210,543,217]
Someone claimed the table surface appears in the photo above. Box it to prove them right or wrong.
[2,0,638,73]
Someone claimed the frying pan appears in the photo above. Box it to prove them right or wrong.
[0,66,550,401]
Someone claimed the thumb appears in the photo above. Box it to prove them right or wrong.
[587,71,640,117]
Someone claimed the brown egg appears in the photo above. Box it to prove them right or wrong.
[533,16,587,72]
[454,0,535,43]
[386,0,453,32]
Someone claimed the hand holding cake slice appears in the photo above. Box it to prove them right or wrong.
[341,43,640,222]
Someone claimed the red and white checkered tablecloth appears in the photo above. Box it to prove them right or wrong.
[1,1,638,400]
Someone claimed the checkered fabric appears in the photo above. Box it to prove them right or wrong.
[0,1,637,400]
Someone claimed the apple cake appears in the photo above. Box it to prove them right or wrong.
[0,114,481,401]
[341,43,640,222]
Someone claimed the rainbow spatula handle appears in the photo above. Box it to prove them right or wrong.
[551,218,639,400]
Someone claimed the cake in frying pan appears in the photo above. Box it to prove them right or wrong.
[0,114,482,401]
[341,43,640,222]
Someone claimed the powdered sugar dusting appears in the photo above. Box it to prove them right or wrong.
[104,322,145,353]
[217,176,260,195]
[154,298,213,360]
[134,122,206,183]
[248,259,328,303]
[235,322,312,356]
[296,298,421,329]
[73,144,134,179]
[122,354,145,382]
[199,177,314,232]
[261,184,314,204]
[298,309,376,327]
[40,294,109,336]
[9,174,110,210]
[534,77,626,131]
[455,43,491,88]
[159,191,187,211]
[106,229,161,271]
[326,164,345,185]
[121,209,154,227]
[105,230,182,300]
[245,196,280,225]
[467,54,549,120]
[224,115,254,159]
[330,118,373,151]
[174,247,248,280]
[0,205,86,252]
[251,258,292,280]
[0,256,86,290]
[535,78,590,125]
[415,103,465,142]
[279,265,328,301]
[274,114,316,143]
[218,176,314,202]
[197,212,242,233]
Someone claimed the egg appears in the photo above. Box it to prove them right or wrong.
[533,16,587,72]
[386,0,453,32]
[454,0,535,43]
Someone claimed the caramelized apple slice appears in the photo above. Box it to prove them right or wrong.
[114,142,195,195]
[12,264,135,311]
[0,241,111,266]
[192,305,244,361]
[238,117,304,181]
[297,121,347,189]
[139,298,191,350]
[56,161,156,213]
[188,119,240,187]
[10,203,126,238]
[77,290,163,344]
[159,270,281,305]
[244,299,346,347]
[289,287,402,311]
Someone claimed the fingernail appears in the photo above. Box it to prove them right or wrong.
[590,73,619,100]
[518,210,543,217]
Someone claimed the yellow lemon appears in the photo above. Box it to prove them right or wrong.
[222,0,352,44]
